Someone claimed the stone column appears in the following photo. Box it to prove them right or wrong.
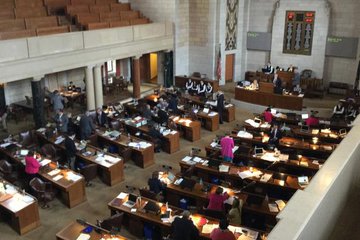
[31,76,46,128]
[85,65,96,110]
[0,84,6,110]
[157,51,165,86]
[93,64,103,109]
[132,56,141,99]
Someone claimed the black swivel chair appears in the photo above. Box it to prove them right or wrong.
[0,160,18,184]
[29,177,56,209]
[139,187,159,202]
[80,164,98,186]
[98,212,124,233]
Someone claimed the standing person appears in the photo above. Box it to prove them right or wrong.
[171,210,199,240]
[168,94,179,114]
[210,219,236,240]
[54,109,68,133]
[207,186,229,211]
[206,82,213,94]
[269,123,282,145]
[273,76,283,94]
[227,198,243,225]
[217,92,225,124]
[96,107,107,127]
[51,90,65,112]
[220,134,234,162]
[79,111,95,140]
[263,107,273,123]
[64,133,77,170]
[147,171,165,195]
[25,150,41,182]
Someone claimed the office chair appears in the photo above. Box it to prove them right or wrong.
[29,177,56,209]
[199,208,226,220]
[119,148,132,162]
[79,164,98,187]
[19,130,36,148]
[110,120,121,131]
[40,144,58,159]
[0,160,18,183]
[139,187,159,202]
[98,212,124,233]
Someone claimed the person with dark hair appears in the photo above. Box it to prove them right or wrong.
[273,76,283,94]
[333,102,345,119]
[51,90,65,112]
[171,210,199,240]
[148,125,162,152]
[210,219,236,240]
[197,80,206,96]
[96,107,107,127]
[0,105,8,132]
[168,94,179,114]
[67,81,76,91]
[305,114,319,127]
[227,198,243,225]
[269,123,282,145]
[207,186,229,211]
[79,111,95,140]
[217,92,225,124]
[64,132,77,170]
[206,82,213,94]
[147,171,165,195]
[263,107,273,123]
[25,150,41,181]
[185,78,193,93]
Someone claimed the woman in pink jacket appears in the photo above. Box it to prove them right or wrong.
[220,134,234,162]
[25,150,41,181]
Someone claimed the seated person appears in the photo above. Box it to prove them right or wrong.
[333,102,345,118]
[227,198,243,225]
[293,84,302,94]
[67,81,76,91]
[207,186,229,211]
[158,108,169,125]
[347,105,359,122]
[197,81,206,96]
[157,98,168,110]
[148,171,165,195]
[263,107,273,123]
[191,82,199,95]
[148,125,162,152]
[185,79,193,93]
[210,219,236,240]
[305,114,319,127]
[249,79,259,90]
[269,123,282,145]
[142,104,154,120]
[273,76,283,94]
[262,62,274,74]
[206,82,213,94]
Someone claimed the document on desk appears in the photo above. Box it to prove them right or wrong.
[48,169,61,176]
[182,156,192,162]
[116,192,128,199]
[210,142,219,148]
[67,172,82,182]
[53,175,63,181]
[104,155,121,163]
[208,112,218,117]
[0,142,12,148]
[54,136,65,145]
[275,200,286,211]
[232,146,239,153]
[268,203,279,212]
[260,173,272,182]
[40,159,51,166]
[76,233,90,240]
[193,157,202,163]
[260,153,278,162]
[238,170,253,179]
[170,130,178,135]
[202,224,218,234]
[219,164,230,172]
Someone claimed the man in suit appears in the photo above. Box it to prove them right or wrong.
[168,94,179,114]
[158,108,169,125]
[51,90,65,112]
[148,125,163,152]
[269,123,282,145]
[54,109,68,133]
[273,76,283,94]
[64,132,77,170]
[142,104,154,120]
[171,210,199,240]
[79,111,95,140]
[217,92,225,124]
[96,107,107,127]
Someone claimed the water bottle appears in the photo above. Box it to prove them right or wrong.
[199,178,203,186]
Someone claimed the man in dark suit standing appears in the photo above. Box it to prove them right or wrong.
[171,210,199,240]
[217,92,225,124]
[269,123,282,145]
[79,111,95,140]
[54,109,69,133]
[96,107,107,127]
[64,132,77,170]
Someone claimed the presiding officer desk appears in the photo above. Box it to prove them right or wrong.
[35,128,124,186]
[235,84,303,111]
[108,194,266,240]
[175,75,220,92]
[0,178,40,235]
[0,142,86,208]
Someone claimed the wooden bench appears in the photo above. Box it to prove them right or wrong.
[130,18,149,25]
[2,0,15,8]
[120,11,140,20]
[89,4,110,13]
[66,5,89,15]
[44,0,70,15]
[0,7,15,20]
[0,29,36,40]
[96,0,116,4]
[76,13,99,25]
[25,16,59,29]
[86,22,109,30]
[0,19,25,32]
[110,3,131,12]
[15,0,44,8]
[100,12,120,22]
[70,0,95,5]
[15,7,48,18]
[36,25,70,36]
[109,20,130,28]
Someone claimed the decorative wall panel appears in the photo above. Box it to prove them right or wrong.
[225,0,239,51]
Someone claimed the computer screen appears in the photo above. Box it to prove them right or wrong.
[301,114,309,119]
[128,194,137,202]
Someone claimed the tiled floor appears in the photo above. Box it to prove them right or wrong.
[0,83,352,240]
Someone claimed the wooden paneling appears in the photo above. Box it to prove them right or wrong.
[225,53,234,82]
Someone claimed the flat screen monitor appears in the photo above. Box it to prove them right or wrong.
[301,114,309,119]
[254,147,264,156]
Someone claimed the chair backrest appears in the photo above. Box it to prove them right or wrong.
[41,144,57,158]
[139,187,158,201]
[30,177,46,193]
[100,212,124,232]
[0,160,12,174]
[119,148,131,162]
[182,164,195,178]
[201,208,226,220]
[80,163,98,181]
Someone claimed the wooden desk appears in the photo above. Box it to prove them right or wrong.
[175,76,220,92]
[181,94,235,122]
[0,146,86,208]
[279,137,336,158]
[56,221,127,240]
[60,91,85,108]
[0,179,40,235]
[235,87,303,111]
[179,160,302,201]
[108,195,265,240]
[96,130,154,168]
[169,116,201,142]
[291,127,344,144]
[124,123,180,154]
[35,131,124,186]
[277,71,294,88]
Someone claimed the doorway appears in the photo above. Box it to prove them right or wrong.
[225,54,235,82]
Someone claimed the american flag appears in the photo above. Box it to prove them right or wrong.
[216,47,221,81]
